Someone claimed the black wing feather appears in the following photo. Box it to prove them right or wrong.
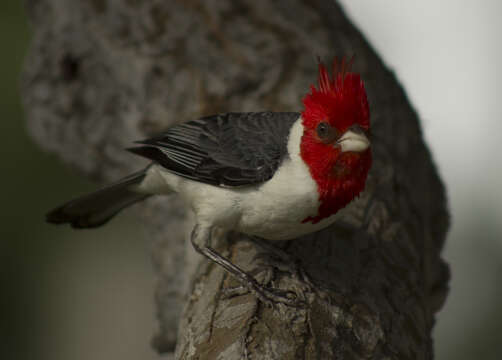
[128,112,299,187]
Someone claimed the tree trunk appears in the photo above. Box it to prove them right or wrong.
[22,0,450,358]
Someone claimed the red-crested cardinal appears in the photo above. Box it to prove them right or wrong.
[47,57,371,305]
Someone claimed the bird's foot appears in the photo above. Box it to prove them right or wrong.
[249,237,317,294]
[222,278,305,308]
[221,238,316,307]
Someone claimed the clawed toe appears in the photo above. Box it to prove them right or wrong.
[251,251,316,295]
[221,284,249,299]
[222,280,306,308]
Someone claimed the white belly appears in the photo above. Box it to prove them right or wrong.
[149,161,337,241]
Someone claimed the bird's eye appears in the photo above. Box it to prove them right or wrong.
[316,122,337,143]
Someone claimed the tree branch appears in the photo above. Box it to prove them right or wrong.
[23,0,449,358]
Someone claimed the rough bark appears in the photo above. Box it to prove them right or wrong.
[22,0,450,359]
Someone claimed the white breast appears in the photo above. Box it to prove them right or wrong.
[235,117,339,240]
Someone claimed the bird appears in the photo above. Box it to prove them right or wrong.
[46,57,372,305]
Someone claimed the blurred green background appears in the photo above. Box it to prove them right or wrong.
[3,1,502,359]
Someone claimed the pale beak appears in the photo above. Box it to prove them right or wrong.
[336,128,370,153]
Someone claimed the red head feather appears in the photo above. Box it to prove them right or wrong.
[302,56,369,132]
[300,57,371,224]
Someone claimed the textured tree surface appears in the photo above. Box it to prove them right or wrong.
[23,0,450,359]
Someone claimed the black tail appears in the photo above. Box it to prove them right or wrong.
[46,169,150,228]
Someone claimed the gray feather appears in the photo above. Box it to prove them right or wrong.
[46,169,149,228]
[128,112,299,187]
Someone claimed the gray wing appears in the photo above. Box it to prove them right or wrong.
[127,112,300,187]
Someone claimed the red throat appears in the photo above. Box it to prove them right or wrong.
[301,148,372,224]
[300,57,371,224]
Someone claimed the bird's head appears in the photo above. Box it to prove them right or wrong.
[300,57,372,223]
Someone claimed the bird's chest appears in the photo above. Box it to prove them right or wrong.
[236,158,339,240]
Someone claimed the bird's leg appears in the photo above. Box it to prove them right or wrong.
[190,225,301,307]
